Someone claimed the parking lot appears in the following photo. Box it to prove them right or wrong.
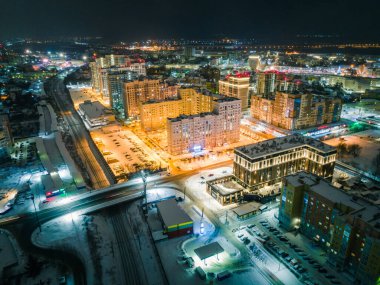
[91,126,167,180]
[69,87,110,110]
[10,139,38,167]
[230,211,351,285]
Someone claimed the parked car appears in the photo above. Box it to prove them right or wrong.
[217,270,232,281]
[186,257,195,268]
[281,252,289,258]
[279,236,289,242]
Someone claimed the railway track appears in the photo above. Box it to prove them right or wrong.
[108,206,147,285]
[45,77,114,189]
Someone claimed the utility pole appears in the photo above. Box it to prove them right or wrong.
[200,208,205,235]
[183,187,186,201]
[31,194,41,232]
[141,170,148,218]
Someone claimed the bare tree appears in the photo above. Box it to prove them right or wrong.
[347,144,362,158]
[336,142,347,158]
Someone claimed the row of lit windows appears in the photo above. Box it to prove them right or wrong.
[235,149,335,171]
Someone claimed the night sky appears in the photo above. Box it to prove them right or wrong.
[0,0,379,41]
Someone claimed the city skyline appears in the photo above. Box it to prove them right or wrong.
[0,0,379,41]
[0,4,379,284]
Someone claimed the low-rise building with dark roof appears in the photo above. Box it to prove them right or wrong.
[156,198,193,238]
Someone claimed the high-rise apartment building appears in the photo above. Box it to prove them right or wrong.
[256,70,277,97]
[219,73,250,110]
[104,54,128,66]
[139,88,215,131]
[107,70,137,118]
[90,55,146,99]
[140,98,183,130]
[138,88,242,154]
[183,46,195,58]
[0,114,13,161]
[279,172,380,285]
[256,70,299,98]
[123,79,178,118]
[167,97,241,155]
[248,55,260,71]
[251,91,342,130]
[233,134,336,190]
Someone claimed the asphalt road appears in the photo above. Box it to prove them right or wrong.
[1,186,142,285]
[0,160,231,284]
[44,76,115,188]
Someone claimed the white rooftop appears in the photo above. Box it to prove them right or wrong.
[235,134,336,160]
[79,100,111,119]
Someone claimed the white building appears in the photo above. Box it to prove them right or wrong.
[167,97,241,155]
[78,100,115,128]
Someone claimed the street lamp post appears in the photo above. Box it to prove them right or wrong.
[31,194,41,232]
[141,171,148,218]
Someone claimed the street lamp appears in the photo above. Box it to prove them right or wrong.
[31,194,41,232]
[141,170,148,217]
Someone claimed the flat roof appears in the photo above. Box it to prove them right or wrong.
[194,242,224,260]
[156,198,192,227]
[286,172,380,227]
[235,134,336,160]
[168,112,215,122]
[210,178,245,196]
[79,101,111,119]
[232,202,261,216]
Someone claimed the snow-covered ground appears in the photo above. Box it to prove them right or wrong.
[0,229,70,285]
[184,166,236,214]
[324,129,380,174]
[90,126,167,179]
[145,186,271,284]
[125,201,167,285]
[32,212,120,285]
[31,198,168,285]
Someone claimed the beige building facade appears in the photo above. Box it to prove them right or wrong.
[251,91,342,130]
[219,74,250,110]
[123,79,178,118]
[167,97,241,154]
